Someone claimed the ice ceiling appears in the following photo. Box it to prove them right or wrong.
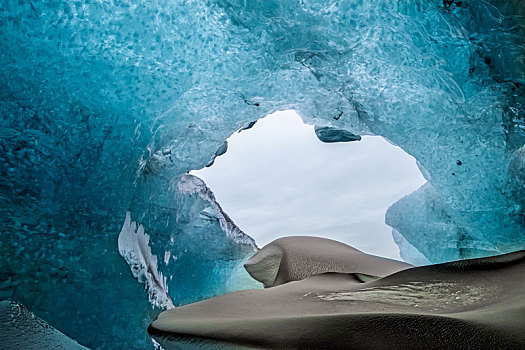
[0,0,524,348]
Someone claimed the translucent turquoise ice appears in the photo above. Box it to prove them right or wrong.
[0,0,524,348]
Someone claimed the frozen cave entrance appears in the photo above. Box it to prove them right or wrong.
[2,1,525,349]
[191,110,427,262]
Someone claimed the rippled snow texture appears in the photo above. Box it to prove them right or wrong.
[1,0,524,348]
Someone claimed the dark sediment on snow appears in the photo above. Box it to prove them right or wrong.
[243,236,412,287]
[149,237,525,350]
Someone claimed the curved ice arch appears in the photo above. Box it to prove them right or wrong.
[0,0,524,348]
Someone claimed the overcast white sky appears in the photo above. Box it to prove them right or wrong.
[191,110,425,260]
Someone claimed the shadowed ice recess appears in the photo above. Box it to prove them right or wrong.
[0,0,524,348]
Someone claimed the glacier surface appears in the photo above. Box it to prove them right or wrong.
[0,300,89,350]
[0,0,524,348]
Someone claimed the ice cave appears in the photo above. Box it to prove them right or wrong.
[0,0,524,349]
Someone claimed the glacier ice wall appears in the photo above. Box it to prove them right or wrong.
[0,300,89,350]
[123,174,259,307]
[0,0,524,347]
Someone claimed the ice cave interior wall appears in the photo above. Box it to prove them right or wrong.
[0,0,524,348]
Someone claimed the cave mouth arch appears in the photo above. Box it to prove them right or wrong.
[2,1,524,349]
[190,110,426,261]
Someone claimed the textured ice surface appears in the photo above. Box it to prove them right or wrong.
[118,175,258,308]
[314,126,362,143]
[118,212,173,309]
[144,174,259,306]
[0,0,524,348]
[0,300,89,350]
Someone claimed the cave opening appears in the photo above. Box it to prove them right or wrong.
[190,110,426,261]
